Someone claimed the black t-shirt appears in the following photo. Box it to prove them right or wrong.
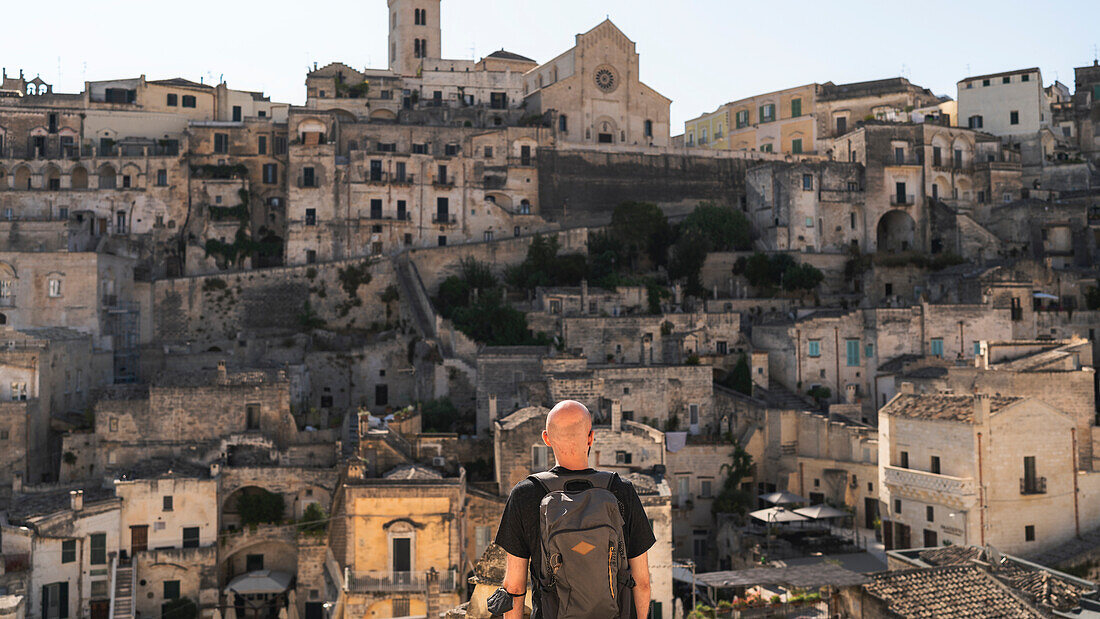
[494,466,657,618]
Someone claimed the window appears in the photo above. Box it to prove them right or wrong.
[163,495,173,511]
[982,79,991,86]
[930,338,944,357]
[792,138,803,154]
[375,384,388,406]
[182,95,196,108]
[214,133,229,154]
[182,527,200,548]
[274,136,287,155]
[973,341,981,355]
[397,200,407,220]
[62,539,76,563]
[808,340,821,357]
[802,174,813,191]
[644,120,653,138]
[1022,73,1030,82]
[475,526,492,558]
[716,341,728,355]
[1025,525,1035,542]
[968,115,983,129]
[412,143,427,154]
[791,98,802,117]
[1010,110,1019,125]
[232,105,242,122]
[305,208,316,226]
[438,236,447,246]
[90,533,106,564]
[484,146,494,158]
[805,217,814,228]
[615,450,633,465]
[700,480,712,498]
[736,109,748,128]
[559,114,568,132]
[835,116,847,134]
[302,167,315,187]
[894,499,902,514]
[163,580,181,600]
[48,279,62,297]
[263,163,277,184]
[445,144,458,156]
[865,343,874,358]
[846,339,860,366]
[484,230,494,242]
[370,199,383,220]
[166,93,178,107]
[926,506,935,522]
[532,444,551,470]
[689,404,699,426]
[930,456,941,474]
[900,451,909,468]
[759,103,775,123]
[306,250,316,264]
[156,169,167,186]
[246,403,261,430]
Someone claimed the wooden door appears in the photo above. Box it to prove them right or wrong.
[90,600,109,619]
[130,525,148,554]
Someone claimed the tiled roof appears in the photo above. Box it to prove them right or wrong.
[9,485,116,522]
[996,563,1089,612]
[880,394,1020,422]
[620,472,659,496]
[918,545,984,566]
[865,565,1043,618]
[496,406,546,430]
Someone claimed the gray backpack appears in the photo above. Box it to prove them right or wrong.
[530,470,634,619]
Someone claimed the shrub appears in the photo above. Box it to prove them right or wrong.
[298,502,328,534]
[237,490,285,526]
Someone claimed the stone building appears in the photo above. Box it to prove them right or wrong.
[335,462,466,619]
[815,77,942,148]
[523,20,671,147]
[878,388,1100,556]
[687,83,819,154]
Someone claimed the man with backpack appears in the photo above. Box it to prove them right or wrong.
[493,400,655,619]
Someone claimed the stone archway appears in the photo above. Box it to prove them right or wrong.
[877,210,916,253]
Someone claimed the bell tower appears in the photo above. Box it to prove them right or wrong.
[388,0,442,76]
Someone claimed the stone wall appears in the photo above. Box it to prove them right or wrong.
[536,148,754,225]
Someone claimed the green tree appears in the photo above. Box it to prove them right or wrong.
[722,354,753,396]
[680,202,752,251]
[298,502,328,534]
[782,263,824,292]
[609,202,674,270]
[712,445,754,516]
[421,398,460,433]
[237,490,285,526]
[669,227,711,297]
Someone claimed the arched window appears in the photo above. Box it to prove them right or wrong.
[13,166,31,190]
[97,164,117,189]
[70,166,88,189]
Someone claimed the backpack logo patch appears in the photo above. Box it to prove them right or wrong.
[571,541,596,555]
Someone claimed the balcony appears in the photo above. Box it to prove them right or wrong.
[432,214,457,225]
[932,159,973,173]
[887,156,922,167]
[508,157,535,167]
[883,465,975,498]
[346,569,457,594]
[365,172,415,185]
[820,189,865,203]
[890,194,916,206]
[433,175,456,188]
[1020,477,1047,495]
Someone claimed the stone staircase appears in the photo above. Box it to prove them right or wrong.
[393,253,437,339]
[112,564,134,618]
[756,379,819,411]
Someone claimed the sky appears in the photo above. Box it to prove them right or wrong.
[5,0,1099,131]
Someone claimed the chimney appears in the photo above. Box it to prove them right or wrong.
[12,471,22,494]
[973,393,990,423]
[209,462,221,478]
[611,399,622,433]
[217,360,227,383]
[70,490,84,511]
[975,341,989,370]
[899,382,915,395]
[488,394,498,423]
[845,384,858,404]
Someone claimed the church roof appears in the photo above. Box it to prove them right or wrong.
[486,50,536,64]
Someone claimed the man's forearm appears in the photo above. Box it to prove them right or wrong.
[502,552,529,619]
[632,581,652,619]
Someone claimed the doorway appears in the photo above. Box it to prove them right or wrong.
[130,525,148,555]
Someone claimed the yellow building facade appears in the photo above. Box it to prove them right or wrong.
[685,83,819,154]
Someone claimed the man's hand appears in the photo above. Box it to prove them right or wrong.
[629,552,651,619]
[502,551,529,619]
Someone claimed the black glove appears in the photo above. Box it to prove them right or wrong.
[486,587,524,615]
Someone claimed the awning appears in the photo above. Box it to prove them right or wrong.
[749,506,808,524]
[1033,293,1059,300]
[758,491,808,505]
[794,504,850,520]
[224,570,293,595]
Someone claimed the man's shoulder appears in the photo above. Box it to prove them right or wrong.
[507,476,545,500]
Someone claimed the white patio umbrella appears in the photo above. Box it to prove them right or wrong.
[758,491,809,506]
[749,506,809,524]
[794,504,850,520]
[224,570,294,595]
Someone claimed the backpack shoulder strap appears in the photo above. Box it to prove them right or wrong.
[529,470,564,494]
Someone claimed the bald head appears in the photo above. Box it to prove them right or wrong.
[544,400,593,462]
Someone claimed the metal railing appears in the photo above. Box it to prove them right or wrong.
[1020,477,1047,495]
[345,569,457,593]
[432,214,457,225]
[433,175,456,187]
[890,194,916,206]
